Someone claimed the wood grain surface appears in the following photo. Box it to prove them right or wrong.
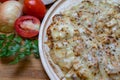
[0,54,49,80]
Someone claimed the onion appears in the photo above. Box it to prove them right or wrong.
[0,1,23,33]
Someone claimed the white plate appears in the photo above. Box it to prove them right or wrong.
[38,0,82,80]
[42,0,55,5]
[38,0,119,80]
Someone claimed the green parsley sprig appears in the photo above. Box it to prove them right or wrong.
[0,33,39,64]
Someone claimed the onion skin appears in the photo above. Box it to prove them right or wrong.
[0,1,23,33]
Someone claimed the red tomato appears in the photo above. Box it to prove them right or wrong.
[15,16,40,38]
[23,0,46,20]
[0,0,18,3]
[0,0,8,2]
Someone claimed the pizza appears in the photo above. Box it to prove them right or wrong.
[46,0,120,80]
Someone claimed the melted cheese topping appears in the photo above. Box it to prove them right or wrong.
[46,0,120,80]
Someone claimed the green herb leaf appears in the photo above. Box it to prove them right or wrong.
[7,34,14,41]
[10,53,25,64]
[0,34,6,40]
[32,40,39,58]
[0,46,8,57]
[0,33,39,64]
[9,57,19,64]
[0,40,4,48]
[7,44,21,56]
[13,36,22,44]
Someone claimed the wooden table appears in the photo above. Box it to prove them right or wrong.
[0,55,49,80]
